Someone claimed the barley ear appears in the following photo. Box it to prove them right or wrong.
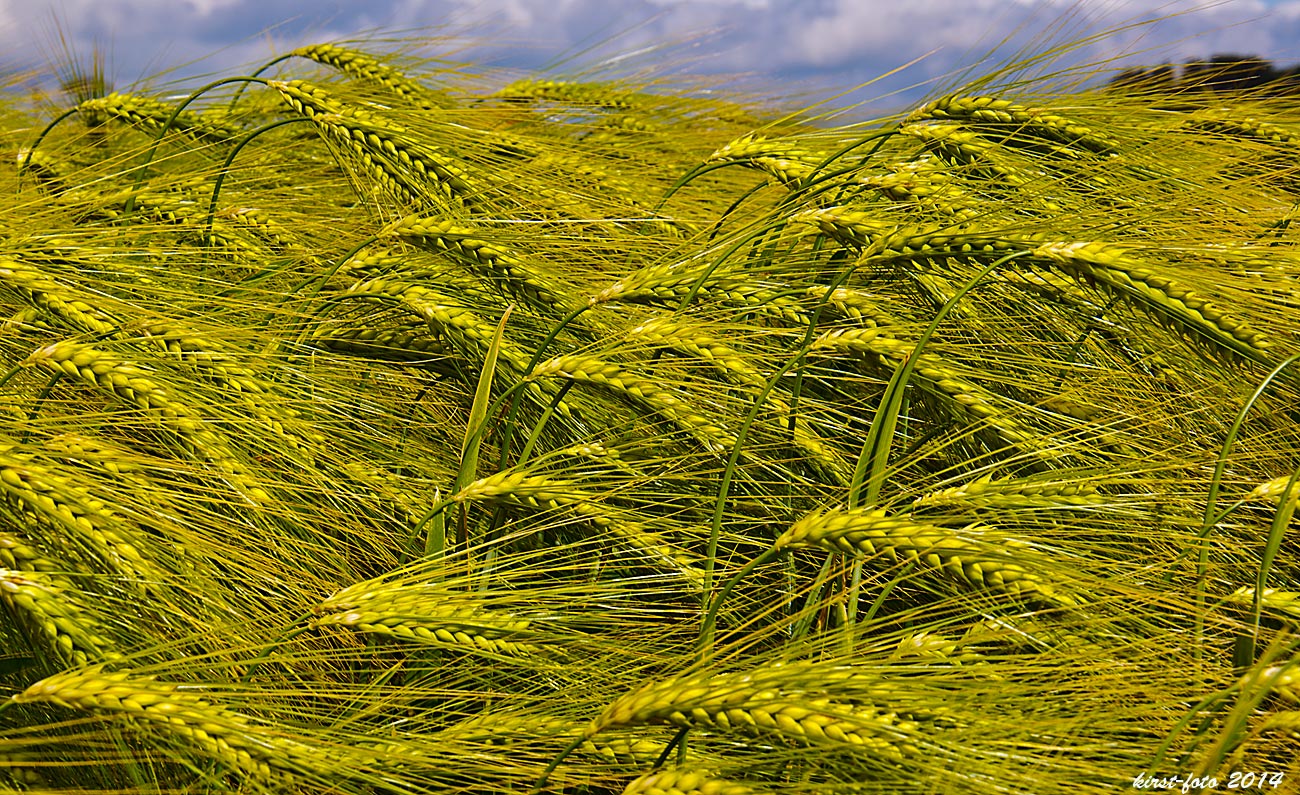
[622,768,765,795]
[775,507,1080,607]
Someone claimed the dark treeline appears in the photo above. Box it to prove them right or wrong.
[1110,54,1300,95]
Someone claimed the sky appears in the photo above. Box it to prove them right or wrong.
[2,0,1299,114]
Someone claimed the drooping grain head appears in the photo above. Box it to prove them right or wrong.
[622,768,763,795]
[589,665,924,760]
[531,353,737,453]
[292,43,446,108]
[75,92,241,142]
[0,568,116,667]
[909,95,1120,155]
[313,581,539,657]
[776,506,1079,607]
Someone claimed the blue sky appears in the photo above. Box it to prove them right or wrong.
[3,1,1299,114]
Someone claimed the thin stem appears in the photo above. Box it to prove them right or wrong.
[849,251,1029,509]
[125,77,271,216]
[653,727,690,769]
[699,546,782,653]
[1193,352,1300,668]
[696,250,866,657]
[238,621,313,684]
[227,53,295,112]
[494,303,593,472]
[532,734,586,795]
[204,116,314,244]
[18,107,80,187]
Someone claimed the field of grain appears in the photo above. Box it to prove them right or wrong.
[0,39,1298,794]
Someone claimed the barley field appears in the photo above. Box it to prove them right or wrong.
[0,37,1298,794]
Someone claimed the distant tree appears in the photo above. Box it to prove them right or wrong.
[1108,55,1300,98]
[1109,64,1177,93]
[1266,64,1300,96]
[1180,54,1276,92]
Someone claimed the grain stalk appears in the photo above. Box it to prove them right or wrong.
[493,78,636,109]
[388,217,574,313]
[443,711,666,766]
[76,92,240,142]
[271,80,475,209]
[291,43,444,107]
[912,474,1104,513]
[810,326,1049,455]
[775,506,1079,607]
[588,665,925,760]
[312,581,538,657]
[23,342,270,505]
[622,768,764,795]
[909,95,1120,154]
[340,277,532,372]
[705,134,823,188]
[626,316,850,483]
[453,470,707,588]
[0,567,116,667]
[901,122,1037,189]
[0,259,120,335]
[1031,241,1274,363]
[858,156,983,220]
[11,666,323,784]
[530,353,736,453]
[0,445,156,583]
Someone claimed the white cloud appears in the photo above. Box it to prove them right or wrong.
[183,0,245,13]
[773,0,1293,71]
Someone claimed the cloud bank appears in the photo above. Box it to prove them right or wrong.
[3,0,1299,112]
